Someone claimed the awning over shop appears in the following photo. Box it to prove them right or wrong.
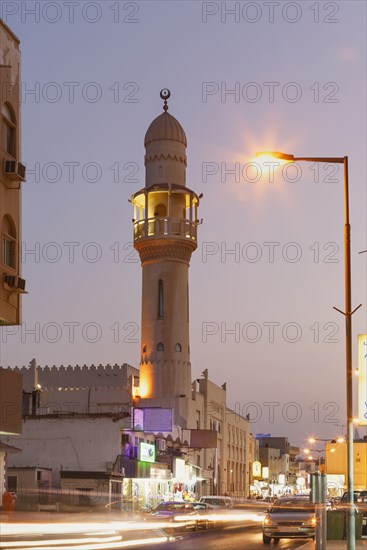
[121,458,170,479]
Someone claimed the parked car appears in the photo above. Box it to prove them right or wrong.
[191,501,216,529]
[198,495,234,509]
[146,501,197,532]
[262,497,316,544]
[191,501,214,511]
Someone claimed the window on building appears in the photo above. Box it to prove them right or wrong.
[175,343,182,352]
[1,215,16,269]
[142,344,147,353]
[2,103,16,157]
[158,279,164,318]
[7,476,17,492]
[196,410,201,429]
[157,342,164,351]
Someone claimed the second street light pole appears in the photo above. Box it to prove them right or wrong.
[342,156,355,549]
[332,157,361,550]
[256,152,362,550]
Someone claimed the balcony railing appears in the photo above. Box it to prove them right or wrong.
[134,217,197,243]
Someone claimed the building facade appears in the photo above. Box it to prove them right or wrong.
[252,436,302,496]
[0,367,22,503]
[5,361,252,506]
[0,20,26,326]
[325,438,367,490]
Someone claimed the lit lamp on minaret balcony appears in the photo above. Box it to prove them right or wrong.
[131,90,202,420]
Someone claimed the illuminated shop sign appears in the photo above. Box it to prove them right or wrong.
[139,442,156,463]
[358,334,367,426]
[252,461,261,478]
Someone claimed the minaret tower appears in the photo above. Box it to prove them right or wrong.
[132,90,201,425]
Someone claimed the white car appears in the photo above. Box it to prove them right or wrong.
[262,497,316,544]
[199,496,234,509]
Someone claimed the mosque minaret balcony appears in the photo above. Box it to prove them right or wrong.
[132,183,201,251]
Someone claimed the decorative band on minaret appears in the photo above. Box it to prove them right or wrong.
[131,91,202,401]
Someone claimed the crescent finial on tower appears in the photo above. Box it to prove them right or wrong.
[160,88,171,111]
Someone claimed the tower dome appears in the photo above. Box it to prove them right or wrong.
[144,111,187,147]
[144,90,187,187]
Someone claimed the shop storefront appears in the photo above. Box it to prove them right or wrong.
[120,458,171,510]
[170,458,200,501]
[119,457,203,509]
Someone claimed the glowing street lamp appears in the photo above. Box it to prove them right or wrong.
[308,436,345,444]
[304,448,323,471]
[256,150,362,550]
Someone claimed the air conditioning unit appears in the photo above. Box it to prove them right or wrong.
[4,160,26,181]
[3,274,27,293]
[156,438,167,452]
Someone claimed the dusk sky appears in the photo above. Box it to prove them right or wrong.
[0,0,366,447]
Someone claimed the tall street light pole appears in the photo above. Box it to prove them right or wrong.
[256,152,362,550]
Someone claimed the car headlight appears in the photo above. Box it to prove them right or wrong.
[264,517,278,527]
[302,517,317,527]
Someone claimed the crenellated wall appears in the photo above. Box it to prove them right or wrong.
[4,362,139,392]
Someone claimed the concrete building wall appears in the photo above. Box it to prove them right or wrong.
[5,417,125,483]
[259,446,282,479]
[0,452,5,500]
[7,467,52,491]
[0,367,22,434]
[224,408,250,496]
[0,20,25,325]
[325,441,367,489]
[35,387,132,417]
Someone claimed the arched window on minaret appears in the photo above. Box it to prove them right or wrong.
[154,204,167,218]
[175,343,182,352]
[157,342,164,351]
[158,279,164,318]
